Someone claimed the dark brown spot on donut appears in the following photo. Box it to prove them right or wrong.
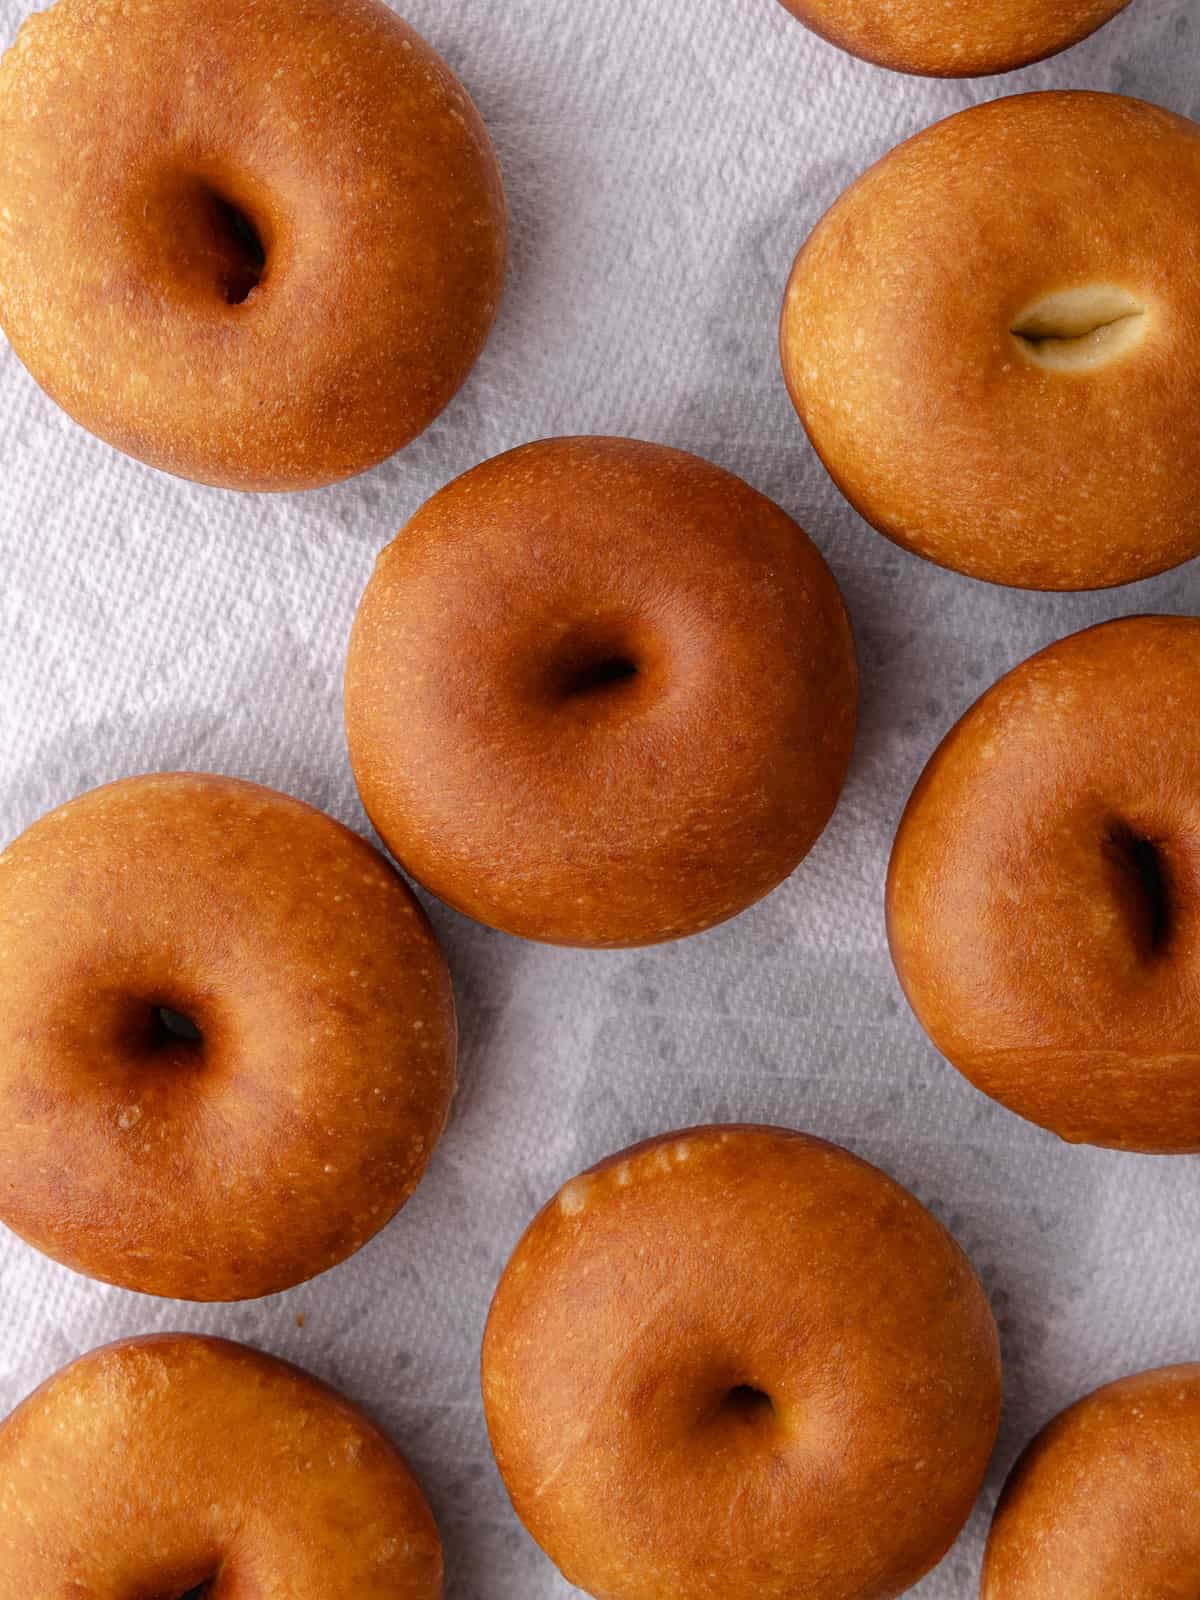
[543,617,648,709]
[146,1003,204,1056]
[721,1384,774,1423]
[1129,839,1170,952]
[562,654,638,697]
[201,186,266,306]
[1105,825,1172,956]
[153,1573,219,1600]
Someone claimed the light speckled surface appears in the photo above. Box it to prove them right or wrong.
[0,0,507,489]
[0,1334,444,1598]
[0,0,1198,1595]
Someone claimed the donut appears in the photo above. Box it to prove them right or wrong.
[887,615,1200,1153]
[0,772,456,1298]
[0,1333,442,1596]
[780,92,1200,590]
[482,1124,1001,1600]
[774,0,1133,77]
[982,1365,1200,1596]
[344,437,858,947]
[0,0,506,490]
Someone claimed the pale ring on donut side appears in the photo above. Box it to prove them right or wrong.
[887,615,1200,1152]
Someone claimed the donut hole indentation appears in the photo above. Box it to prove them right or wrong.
[541,618,653,711]
[1105,824,1172,957]
[149,1567,220,1600]
[720,1384,775,1423]
[1011,285,1146,372]
[200,185,266,306]
[562,654,639,697]
[147,1003,204,1056]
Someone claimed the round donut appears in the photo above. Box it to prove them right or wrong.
[482,1124,1001,1600]
[781,92,1200,590]
[0,772,456,1299]
[774,0,1133,77]
[982,1365,1200,1596]
[0,1333,442,1596]
[344,437,858,948]
[0,0,506,490]
[888,615,1200,1153]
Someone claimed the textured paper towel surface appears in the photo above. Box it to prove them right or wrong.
[1,0,1199,1593]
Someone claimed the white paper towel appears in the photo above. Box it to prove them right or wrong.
[1,0,1198,1593]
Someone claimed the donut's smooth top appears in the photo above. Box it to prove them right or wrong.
[0,1334,442,1599]
[0,0,507,490]
[782,92,1200,590]
[0,772,456,1299]
[981,1365,1200,1597]
[776,0,1132,77]
[888,616,1200,1153]
[345,437,858,948]
[482,1124,1001,1600]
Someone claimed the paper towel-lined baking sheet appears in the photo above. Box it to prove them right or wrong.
[2,0,1198,1593]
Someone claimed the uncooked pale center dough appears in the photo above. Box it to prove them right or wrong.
[1011,285,1147,372]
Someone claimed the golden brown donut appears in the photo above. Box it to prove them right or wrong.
[345,437,858,947]
[781,93,1200,590]
[482,1124,1001,1600]
[774,0,1133,77]
[981,1365,1200,1597]
[0,1333,442,1598]
[0,772,455,1299]
[888,615,1200,1153]
[0,0,506,490]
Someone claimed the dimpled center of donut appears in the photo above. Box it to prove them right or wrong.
[202,187,266,306]
[153,172,269,309]
[150,1575,217,1600]
[543,619,647,708]
[563,654,638,695]
[1010,285,1147,372]
[147,1003,204,1055]
[721,1384,774,1422]
[1106,824,1172,957]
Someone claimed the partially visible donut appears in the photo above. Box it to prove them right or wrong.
[887,616,1200,1153]
[482,1124,1001,1600]
[982,1365,1200,1597]
[775,0,1133,77]
[345,437,858,948]
[0,772,456,1299]
[0,1334,442,1598]
[0,0,506,489]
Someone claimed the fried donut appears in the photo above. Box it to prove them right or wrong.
[482,1124,1001,1600]
[0,772,456,1299]
[774,0,1133,77]
[0,1334,442,1598]
[781,93,1200,589]
[0,0,507,489]
[344,437,858,947]
[982,1365,1200,1597]
[888,615,1200,1152]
